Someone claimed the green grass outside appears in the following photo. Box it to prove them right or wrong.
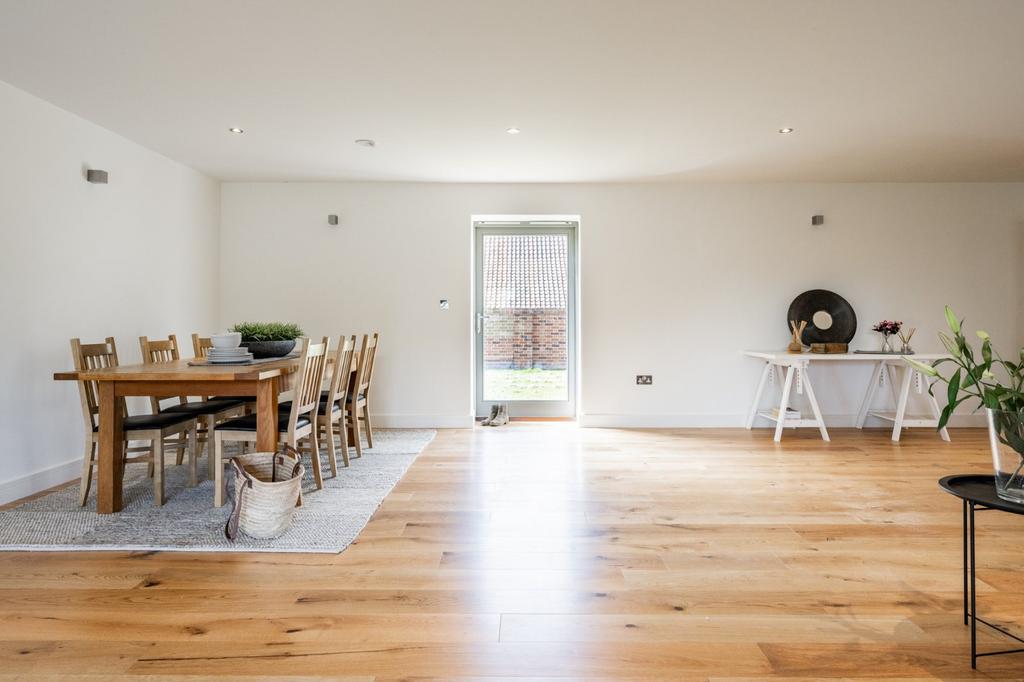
[483,368,568,401]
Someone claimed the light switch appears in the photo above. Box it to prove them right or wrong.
[439,299,449,310]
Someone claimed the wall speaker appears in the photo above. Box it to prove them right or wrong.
[327,214,339,226]
[86,169,109,184]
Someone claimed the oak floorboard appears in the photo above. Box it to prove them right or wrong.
[1,425,1020,678]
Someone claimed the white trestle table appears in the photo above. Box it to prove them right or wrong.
[743,351,950,443]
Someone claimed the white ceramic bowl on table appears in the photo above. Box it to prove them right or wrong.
[211,332,242,349]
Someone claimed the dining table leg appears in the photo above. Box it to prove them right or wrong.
[96,381,125,514]
[255,377,278,453]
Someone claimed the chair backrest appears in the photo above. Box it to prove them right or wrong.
[139,334,180,364]
[70,337,122,431]
[352,333,379,398]
[139,334,185,411]
[325,335,357,408]
[364,333,379,395]
[287,337,329,435]
[191,333,213,359]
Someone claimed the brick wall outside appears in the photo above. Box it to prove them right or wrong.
[484,308,567,370]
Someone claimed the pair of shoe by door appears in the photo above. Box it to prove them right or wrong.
[481,404,508,426]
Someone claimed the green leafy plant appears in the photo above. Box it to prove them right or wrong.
[907,306,1024,436]
[230,321,304,342]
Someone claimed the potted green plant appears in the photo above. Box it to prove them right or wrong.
[230,322,305,359]
[908,307,1024,502]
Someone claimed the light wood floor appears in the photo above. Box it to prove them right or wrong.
[2,424,1022,680]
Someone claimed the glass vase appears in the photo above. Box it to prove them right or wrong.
[880,334,894,353]
[987,408,1024,504]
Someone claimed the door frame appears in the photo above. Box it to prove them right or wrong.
[473,219,578,419]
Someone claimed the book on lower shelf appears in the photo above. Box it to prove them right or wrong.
[771,407,801,420]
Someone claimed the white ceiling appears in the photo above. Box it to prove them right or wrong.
[2,0,1023,183]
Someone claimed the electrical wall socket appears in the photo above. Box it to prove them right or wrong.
[636,375,653,385]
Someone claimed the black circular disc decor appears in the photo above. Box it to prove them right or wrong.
[787,289,857,344]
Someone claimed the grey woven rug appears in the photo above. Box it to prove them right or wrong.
[0,429,435,553]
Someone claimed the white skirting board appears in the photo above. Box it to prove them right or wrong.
[580,413,744,428]
[579,412,987,429]
[0,456,81,506]
[367,413,475,429]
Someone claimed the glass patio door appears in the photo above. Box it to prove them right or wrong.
[474,221,577,419]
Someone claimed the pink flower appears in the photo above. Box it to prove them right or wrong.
[872,320,903,335]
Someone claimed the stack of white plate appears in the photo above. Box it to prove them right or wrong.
[207,347,254,364]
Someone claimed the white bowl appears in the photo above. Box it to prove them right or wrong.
[211,332,242,349]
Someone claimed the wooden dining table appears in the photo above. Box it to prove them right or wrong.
[53,356,308,514]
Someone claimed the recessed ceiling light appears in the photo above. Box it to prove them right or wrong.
[228,127,244,134]
[506,127,521,135]
[778,127,795,134]
[355,139,376,148]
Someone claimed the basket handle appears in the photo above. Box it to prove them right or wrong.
[280,443,304,480]
[224,458,255,541]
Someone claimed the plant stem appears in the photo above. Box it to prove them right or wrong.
[1002,457,1024,492]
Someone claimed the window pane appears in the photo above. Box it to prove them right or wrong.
[482,234,568,401]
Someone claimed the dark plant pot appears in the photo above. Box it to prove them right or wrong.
[241,339,296,359]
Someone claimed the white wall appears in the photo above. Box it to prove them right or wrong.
[0,81,221,504]
[1019,224,1024,350]
[220,182,1024,428]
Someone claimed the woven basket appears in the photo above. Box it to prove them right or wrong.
[225,447,304,541]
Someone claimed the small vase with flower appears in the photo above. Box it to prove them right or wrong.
[872,320,902,353]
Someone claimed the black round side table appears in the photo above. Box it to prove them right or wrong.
[939,474,1024,669]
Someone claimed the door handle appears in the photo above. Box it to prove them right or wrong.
[476,313,484,334]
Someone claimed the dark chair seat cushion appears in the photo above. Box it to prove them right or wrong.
[214,411,310,432]
[93,412,194,433]
[321,390,354,403]
[278,399,341,416]
[163,398,247,416]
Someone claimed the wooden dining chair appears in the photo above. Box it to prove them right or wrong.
[192,333,257,410]
[72,337,198,507]
[191,333,214,359]
[346,333,379,458]
[212,337,329,507]
[280,335,357,475]
[323,335,357,472]
[193,332,259,407]
[140,334,248,479]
